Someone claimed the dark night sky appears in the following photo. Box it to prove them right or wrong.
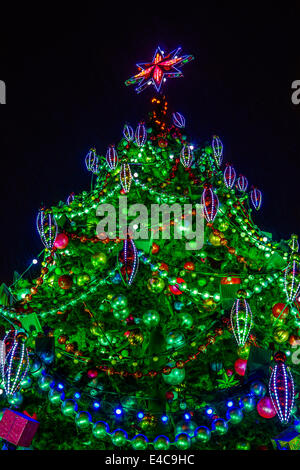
[0,3,300,284]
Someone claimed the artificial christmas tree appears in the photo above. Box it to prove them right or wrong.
[0,46,299,450]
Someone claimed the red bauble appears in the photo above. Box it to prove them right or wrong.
[165,391,174,401]
[272,303,289,318]
[87,369,98,379]
[234,358,247,376]
[220,277,241,285]
[184,261,195,271]
[58,275,73,290]
[256,397,277,419]
[159,262,169,272]
[54,233,69,250]
[169,278,186,295]
[151,243,160,254]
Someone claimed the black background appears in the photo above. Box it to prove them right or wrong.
[0,2,299,284]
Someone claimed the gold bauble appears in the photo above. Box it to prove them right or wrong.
[273,328,289,343]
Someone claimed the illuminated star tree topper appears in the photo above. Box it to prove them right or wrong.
[125,46,194,94]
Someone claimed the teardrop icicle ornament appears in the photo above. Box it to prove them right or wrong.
[120,163,132,193]
[212,135,223,167]
[123,124,134,142]
[106,145,118,170]
[284,259,300,303]
[172,112,185,128]
[85,148,97,171]
[250,187,262,210]
[269,352,295,424]
[223,164,236,189]
[135,123,147,147]
[230,292,253,347]
[201,184,219,222]
[36,209,58,250]
[118,237,139,286]
[1,330,30,396]
[237,175,248,192]
[180,144,193,168]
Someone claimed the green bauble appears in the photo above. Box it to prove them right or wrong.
[7,392,23,407]
[197,278,207,287]
[162,366,185,385]
[175,420,197,437]
[194,426,211,442]
[93,421,109,438]
[228,407,243,424]
[142,310,160,327]
[30,358,43,376]
[38,375,54,391]
[111,430,128,447]
[61,399,78,416]
[166,331,185,349]
[236,442,251,450]
[131,434,148,450]
[75,411,92,429]
[113,308,129,320]
[153,435,170,450]
[48,389,63,405]
[175,433,191,450]
[111,295,128,310]
[147,277,165,293]
[178,312,193,329]
[91,252,108,269]
[212,418,228,434]
[240,395,256,412]
[76,273,91,286]
[20,376,32,389]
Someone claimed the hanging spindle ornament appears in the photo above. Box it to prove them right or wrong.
[230,290,253,347]
[288,234,299,253]
[223,164,236,189]
[36,209,58,250]
[250,187,262,210]
[66,192,75,205]
[180,144,193,168]
[118,237,139,286]
[85,148,97,171]
[120,163,132,193]
[237,175,248,192]
[172,112,185,128]
[135,123,147,147]
[212,135,223,167]
[0,330,30,397]
[123,124,134,142]
[106,145,118,170]
[269,351,295,424]
[284,258,300,303]
[201,184,219,222]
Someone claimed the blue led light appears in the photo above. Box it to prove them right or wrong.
[115,407,123,416]
[161,415,168,423]
[74,392,81,399]
[93,401,100,410]
[57,383,64,390]
[184,412,191,420]
[206,407,213,416]
[137,412,144,420]
[227,400,234,408]
[32,259,38,265]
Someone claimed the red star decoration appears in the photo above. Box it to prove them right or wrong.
[125,46,194,94]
